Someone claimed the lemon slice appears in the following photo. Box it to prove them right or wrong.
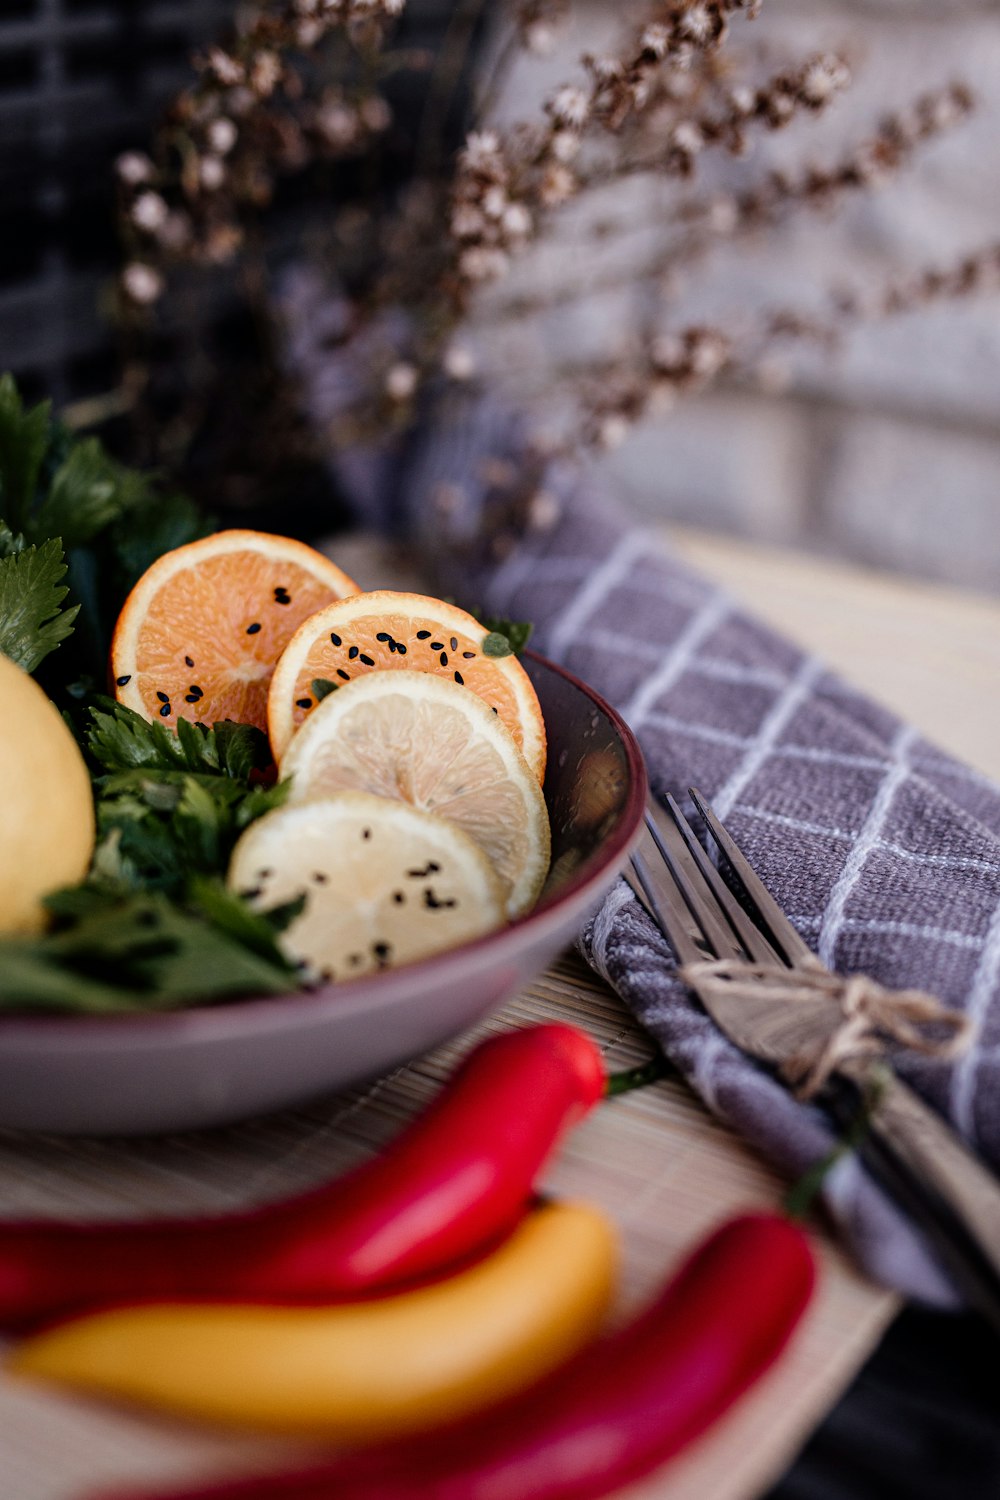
[280,672,551,919]
[228,793,506,983]
[266,590,546,780]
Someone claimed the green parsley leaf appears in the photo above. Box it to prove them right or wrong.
[0,538,80,671]
[0,883,301,1014]
[30,439,125,549]
[87,699,271,780]
[0,374,51,533]
[481,617,533,658]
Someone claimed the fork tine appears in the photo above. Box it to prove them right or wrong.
[639,814,747,965]
[687,788,819,970]
[628,845,707,968]
[659,794,784,968]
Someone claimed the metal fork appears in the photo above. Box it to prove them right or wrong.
[625,789,1000,1332]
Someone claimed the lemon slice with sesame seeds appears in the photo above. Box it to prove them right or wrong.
[227,793,506,983]
[280,671,550,919]
[266,590,546,779]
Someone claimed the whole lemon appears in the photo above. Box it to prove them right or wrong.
[0,653,95,934]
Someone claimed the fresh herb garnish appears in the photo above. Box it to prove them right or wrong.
[0,372,210,697]
[0,881,303,1014]
[481,616,533,657]
[0,536,79,672]
[85,700,288,900]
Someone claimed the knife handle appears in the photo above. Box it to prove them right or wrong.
[838,1058,1000,1328]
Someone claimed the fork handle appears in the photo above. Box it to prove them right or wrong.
[838,1058,1000,1322]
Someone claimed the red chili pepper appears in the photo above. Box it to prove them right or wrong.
[92,1212,816,1500]
[0,1024,605,1332]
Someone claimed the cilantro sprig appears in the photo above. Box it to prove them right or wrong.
[0,372,209,688]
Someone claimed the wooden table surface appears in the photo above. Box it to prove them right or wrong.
[2,529,998,1500]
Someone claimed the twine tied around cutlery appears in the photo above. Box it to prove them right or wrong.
[679,959,974,1100]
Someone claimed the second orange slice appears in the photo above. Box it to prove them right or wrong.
[267,591,546,777]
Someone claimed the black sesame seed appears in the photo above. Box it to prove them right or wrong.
[247,624,262,637]
[360,653,375,667]
[296,697,313,709]
[439,652,448,666]
[417,630,431,640]
[424,888,457,910]
[362,827,372,840]
[256,869,273,879]
[397,643,407,654]
[274,587,291,605]
[450,637,458,651]
[188,685,203,698]
[337,669,351,681]
[185,656,195,667]
[312,871,328,883]
[454,671,464,685]
[116,674,132,686]
[349,953,363,967]
[387,640,397,653]
[159,704,171,717]
[431,641,444,652]
[375,632,391,642]
[462,651,476,659]
[156,691,169,703]
[184,693,199,704]
[349,646,359,660]
[406,860,441,877]
[492,706,498,714]
[330,632,342,646]
[392,891,405,904]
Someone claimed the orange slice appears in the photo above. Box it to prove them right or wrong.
[267,591,546,778]
[281,672,551,918]
[110,530,359,734]
[228,792,507,982]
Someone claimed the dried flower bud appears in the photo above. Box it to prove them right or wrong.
[459,245,510,282]
[206,47,245,86]
[199,155,226,191]
[550,129,581,163]
[461,131,504,175]
[482,184,508,220]
[116,151,155,186]
[800,54,851,106]
[207,117,238,155]
[122,262,164,305]
[317,101,359,147]
[130,191,169,232]
[539,163,576,206]
[639,24,670,60]
[549,85,589,129]
[502,201,533,239]
[443,343,476,380]
[679,4,718,45]
[251,51,283,98]
[385,362,418,400]
[524,22,555,55]
[597,413,629,450]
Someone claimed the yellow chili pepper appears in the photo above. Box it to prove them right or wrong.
[9,1200,617,1439]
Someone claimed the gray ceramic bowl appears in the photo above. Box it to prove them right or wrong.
[0,655,646,1136]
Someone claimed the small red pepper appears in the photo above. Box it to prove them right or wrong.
[92,1212,816,1500]
[0,1024,605,1331]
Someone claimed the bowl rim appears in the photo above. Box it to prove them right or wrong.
[0,652,647,1043]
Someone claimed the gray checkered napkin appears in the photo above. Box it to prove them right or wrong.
[284,282,1000,1306]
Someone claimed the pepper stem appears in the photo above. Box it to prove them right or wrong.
[783,1065,890,1222]
[605,1054,670,1096]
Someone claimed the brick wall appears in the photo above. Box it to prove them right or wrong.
[480,0,1000,591]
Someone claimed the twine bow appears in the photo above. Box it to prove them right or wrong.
[679,959,974,1100]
